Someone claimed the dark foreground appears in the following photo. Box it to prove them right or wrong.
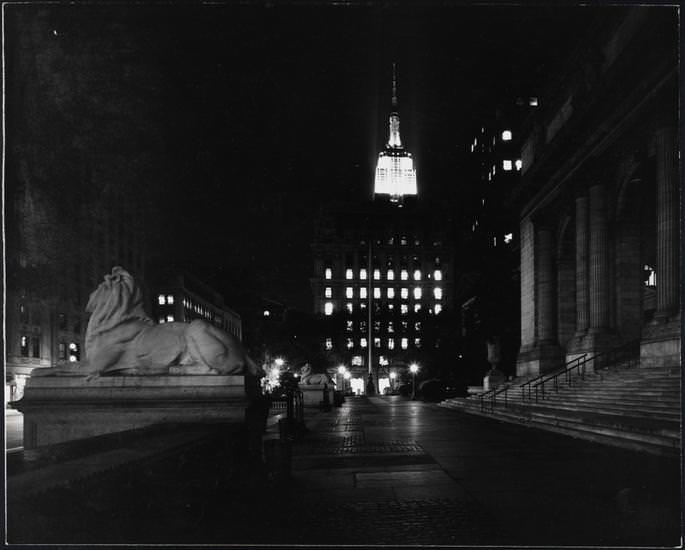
[7,396,680,546]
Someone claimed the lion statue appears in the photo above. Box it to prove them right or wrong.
[299,364,333,386]
[34,267,263,379]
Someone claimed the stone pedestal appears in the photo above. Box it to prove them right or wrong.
[483,368,506,391]
[13,375,249,449]
[300,384,333,408]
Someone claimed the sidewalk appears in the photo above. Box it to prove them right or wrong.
[7,395,680,546]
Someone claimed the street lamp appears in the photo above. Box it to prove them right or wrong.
[409,363,419,400]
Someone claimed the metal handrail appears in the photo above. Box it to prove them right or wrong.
[479,384,512,411]
[520,354,586,402]
[527,339,640,403]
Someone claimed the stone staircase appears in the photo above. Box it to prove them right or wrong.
[439,365,681,456]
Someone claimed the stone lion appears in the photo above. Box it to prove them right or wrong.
[299,364,333,386]
[34,267,263,379]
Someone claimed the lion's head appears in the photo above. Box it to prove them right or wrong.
[85,267,151,356]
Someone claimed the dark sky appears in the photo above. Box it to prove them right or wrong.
[6,3,595,311]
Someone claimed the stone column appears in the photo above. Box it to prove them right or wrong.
[654,125,679,322]
[588,184,610,332]
[536,226,556,343]
[574,195,589,334]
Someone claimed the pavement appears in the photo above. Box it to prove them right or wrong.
[6,395,681,546]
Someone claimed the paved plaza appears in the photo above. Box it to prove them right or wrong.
[7,396,680,546]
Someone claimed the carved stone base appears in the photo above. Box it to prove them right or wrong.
[566,331,623,372]
[516,342,563,377]
[641,318,681,367]
[300,384,333,408]
[13,375,248,449]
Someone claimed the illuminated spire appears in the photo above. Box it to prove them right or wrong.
[387,63,402,149]
[374,63,417,202]
[391,62,398,109]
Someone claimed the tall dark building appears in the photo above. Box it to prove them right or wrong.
[311,68,456,394]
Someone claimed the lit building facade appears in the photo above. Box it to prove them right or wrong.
[151,269,242,340]
[311,205,455,386]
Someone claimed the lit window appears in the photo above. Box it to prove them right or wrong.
[401,304,408,315]
[434,287,443,300]
[387,269,394,280]
[325,268,332,279]
[401,338,408,350]
[529,97,538,106]
[263,310,270,317]
[167,314,174,322]
[324,302,334,316]
[492,165,496,175]
[434,304,442,314]
[414,304,421,313]
[400,269,408,280]
[167,295,174,305]
[515,159,522,170]
[388,322,395,333]
[504,233,513,244]
[388,338,395,350]
[325,338,333,350]
[374,287,381,299]
[388,304,394,311]
[360,268,367,280]
[401,288,409,299]
[20,335,28,357]
[503,160,513,171]
[361,338,368,348]
[413,287,422,300]
[325,287,332,298]
[400,236,407,246]
[413,269,421,281]
[360,302,367,310]
[374,337,381,348]
[352,355,363,366]
[159,317,165,324]
[346,302,353,313]
[360,287,368,299]
[414,321,421,331]
[346,338,354,349]
[346,320,353,332]
[158,294,165,305]
[434,270,442,281]
[414,338,421,348]
[387,288,395,299]
[373,269,381,280]
[501,130,512,141]
[346,287,353,299]
[374,320,380,332]
[493,237,497,247]
[346,268,353,280]
[379,356,389,366]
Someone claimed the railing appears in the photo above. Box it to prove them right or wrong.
[527,339,640,403]
[520,354,587,402]
[479,384,511,412]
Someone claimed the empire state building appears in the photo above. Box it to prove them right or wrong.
[373,64,418,203]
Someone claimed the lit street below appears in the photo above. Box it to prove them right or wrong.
[8,397,679,546]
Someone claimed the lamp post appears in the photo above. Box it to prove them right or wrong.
[409,363,419,400]
[337,365,346,392]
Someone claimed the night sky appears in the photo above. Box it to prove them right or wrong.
[6,3,593,311]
